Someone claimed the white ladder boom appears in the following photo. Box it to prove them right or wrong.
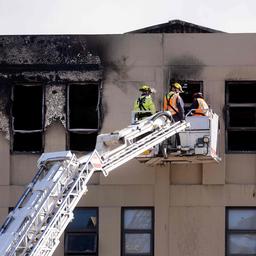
[0,111,189,256]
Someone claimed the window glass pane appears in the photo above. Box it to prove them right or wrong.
[228,83,256,103]
[125,233,151,254]
[229,209,256,230]
[228,234,256,254]
[229,107,256,127]
[124,209,152,229]
[67,208,97,231]
[66,233,97,253]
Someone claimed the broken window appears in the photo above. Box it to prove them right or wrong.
[226,81,256,152]
[67,83,101,151]
[169,80,203,113]
[11,84,44,152]
[226,208,256,255]
[65,207,98,256]
[121,207,154,256]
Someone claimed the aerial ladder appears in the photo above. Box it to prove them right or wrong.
[0,111,190,256]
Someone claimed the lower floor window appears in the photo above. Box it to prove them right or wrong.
[65,208,98,256]
[121,207,154,256]
[226,207,256,255]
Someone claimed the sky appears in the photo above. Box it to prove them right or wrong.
[0,0,256,35]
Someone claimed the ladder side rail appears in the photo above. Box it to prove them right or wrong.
[103,121,185,165]
[103,121,189,174]
[0,165,46,235]
[1,155,75,254]
[29,160,97,256]
[101,122,157,160]
[99,112,173,159]
[7,156,79,256]
[103,123,187,173]
[102,111,177,161]
[3,168,62,256]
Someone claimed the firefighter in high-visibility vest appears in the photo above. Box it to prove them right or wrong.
[190,92,209,116]
[163,82,185,122]
[134,84,156,120]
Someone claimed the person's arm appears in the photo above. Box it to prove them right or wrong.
[176,96,185,120]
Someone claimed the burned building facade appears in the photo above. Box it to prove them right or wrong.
[0,32,256,256]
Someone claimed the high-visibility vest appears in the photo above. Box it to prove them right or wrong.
[163,92,179,116]
[134,95,156,113]
[193,98,209,116]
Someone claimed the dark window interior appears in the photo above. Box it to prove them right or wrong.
[229,107,256,127]
[13,85,43,130]
[226,81,256,152]
[180,81,203,105]
[69,84,99,129]
[66,233,97,253]
[69,132,98,152]
[13,132,42,152]
[68,83,100,152]
[228,131,256,151]
[65,208,98,256]
[228,82,256,103]
[12,84,43,152]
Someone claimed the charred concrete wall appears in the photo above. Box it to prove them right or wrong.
[0,35,103,139]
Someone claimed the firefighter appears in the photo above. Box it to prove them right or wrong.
[163,82,185,122]
[190,92,209,116]
[133,84,156,120]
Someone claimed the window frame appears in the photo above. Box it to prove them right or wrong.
[10,83,45,153]
[226,207,256,256]
[66,82,102,152]
[121,207,154,256]
[64,207,99,256]
[225,81,256,153]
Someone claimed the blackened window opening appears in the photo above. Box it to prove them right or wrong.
[228,82,256,103]
[13,85,43,130]
[69,84,99,129]
[179,81,203,105]
[67,83,101,152]
[13,132,43,152]
[226,81,256,152]
[69,132,98,152]
[12,84,43,152]
[229,107,256,127]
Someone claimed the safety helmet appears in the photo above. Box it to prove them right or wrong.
[171,82,183,92]
[139,84,152,93]
[193,92,203,98]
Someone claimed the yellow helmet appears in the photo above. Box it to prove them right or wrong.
[171,82,183,92]
[139,84,152,93]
